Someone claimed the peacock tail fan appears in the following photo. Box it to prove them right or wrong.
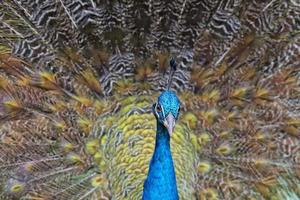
[0,0,300,200]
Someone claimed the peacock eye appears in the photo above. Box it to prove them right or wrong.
[156,104,162,112]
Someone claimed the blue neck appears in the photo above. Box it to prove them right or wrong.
[142,122,179,200]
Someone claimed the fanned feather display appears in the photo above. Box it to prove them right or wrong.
[0,0,300,199]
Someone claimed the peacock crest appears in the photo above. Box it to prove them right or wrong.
[0,0,300,200]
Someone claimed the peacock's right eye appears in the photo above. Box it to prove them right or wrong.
[156,104,162,112]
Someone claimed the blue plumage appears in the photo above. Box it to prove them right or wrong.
[142,91,180,200]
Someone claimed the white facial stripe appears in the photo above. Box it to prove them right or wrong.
[154,103,159,117]
[161,104,166,118]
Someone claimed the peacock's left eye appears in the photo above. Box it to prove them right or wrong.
[156,104,162,112]
[176,107,181,119]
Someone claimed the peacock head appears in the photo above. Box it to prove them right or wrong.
[152,58,180,136]
[153,91,180,136]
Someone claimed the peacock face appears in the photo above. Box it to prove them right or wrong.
[153,90,180,136]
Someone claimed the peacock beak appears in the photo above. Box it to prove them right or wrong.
[163,113,175,136]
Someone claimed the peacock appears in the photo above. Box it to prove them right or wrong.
[142,62,181,200]
[0,0,300,199]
